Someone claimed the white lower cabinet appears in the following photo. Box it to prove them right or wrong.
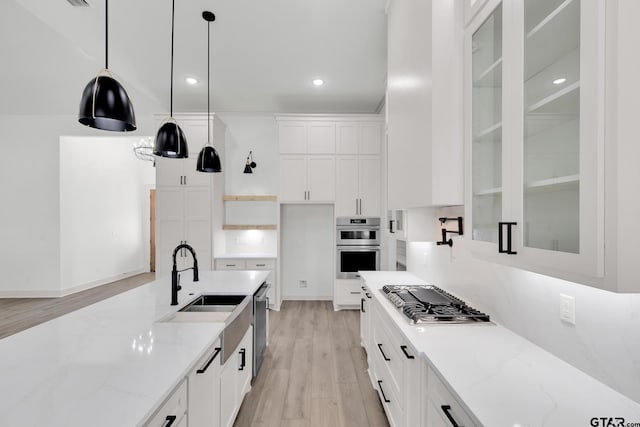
[220,326,253,427]
[334,279,362,309]
[188,339,222,427]
[367,293,421,427]
[144,379,187,427]
[424,360,476,427]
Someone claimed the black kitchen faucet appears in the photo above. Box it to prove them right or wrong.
[171,243,199,306]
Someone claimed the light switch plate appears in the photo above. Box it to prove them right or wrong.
[560,294,575,325]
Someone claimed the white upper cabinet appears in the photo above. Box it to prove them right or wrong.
[386,0,464,210]
[336,122,382,155]
[278,120,335,154]
[278,116,381,206]
[465,0,606,285]
[336,155,381,217]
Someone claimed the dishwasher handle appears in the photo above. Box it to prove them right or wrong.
[254,282,271,301]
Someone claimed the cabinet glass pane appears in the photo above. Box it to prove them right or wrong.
[472,4,502,243]
[523,0,580,253]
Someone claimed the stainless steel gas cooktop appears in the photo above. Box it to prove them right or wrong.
[381,284,490,324]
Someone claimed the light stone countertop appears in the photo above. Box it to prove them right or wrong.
[360,271,640,426]
[0,270,269,427]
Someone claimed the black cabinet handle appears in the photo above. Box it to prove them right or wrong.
[239,348,246,370]
[361,298,366,313]
[366,292,372,299]
[255,263,266,267]
[164,415,177,427]
[377,343,390,361]
[196,347,221,374]
[441,405,460,427]
[498,222,518,255]
[400,345,415,359]
[377,380,391,403]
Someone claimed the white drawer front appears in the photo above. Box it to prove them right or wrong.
[246,259,275,270]
[335,281,362,305]
[215,259,247,270]
[144,379,187,427]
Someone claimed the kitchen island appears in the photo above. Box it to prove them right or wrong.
[360,271,640,426]
[0,270,268,427]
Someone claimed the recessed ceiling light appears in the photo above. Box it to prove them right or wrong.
[553,78,567,85]
[312,79,324,86]
[185,77,198,85]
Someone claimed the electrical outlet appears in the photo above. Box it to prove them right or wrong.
[560,294,575,325]
[299,280,307,288]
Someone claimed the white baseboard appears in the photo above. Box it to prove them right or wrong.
[0,269,148,298]
[281,296,333,301]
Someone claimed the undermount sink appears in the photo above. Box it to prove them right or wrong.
[179,294,247,312]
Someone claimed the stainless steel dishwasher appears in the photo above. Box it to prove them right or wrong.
[253,282,269,378]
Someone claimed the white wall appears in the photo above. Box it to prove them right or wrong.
[405,238,640,403]
[0,114,156,297]
[216,113,279,255]
[281,204,334,299]
[60,136,155,294]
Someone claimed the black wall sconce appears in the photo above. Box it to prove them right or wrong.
[243,151,257,173]
[436,217,464,247]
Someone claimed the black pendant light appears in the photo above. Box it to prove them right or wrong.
[243,151,256,174]
[196,11,222,173]
[154,0,188,158]
[78,0,136,132]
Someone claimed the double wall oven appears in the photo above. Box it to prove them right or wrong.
[336,217,380,279]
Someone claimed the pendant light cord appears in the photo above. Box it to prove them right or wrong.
[105,0,108,69]
[170,0,175,117]
[207,20,211,145]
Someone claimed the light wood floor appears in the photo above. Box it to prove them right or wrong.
[234,301,389,427]
[0,273,155,339]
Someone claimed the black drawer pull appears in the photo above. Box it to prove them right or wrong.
[366,292,372,299]
[196,347,221,374]
[441,405,460,427]
[377,380,391,403]
[226,264,237,267]
[255,263,266,267]
[400,345,415,359]
[377,343,390,361]
[350,291,360,295]
[239,348,246,370]
[164,415,177,427]
[361,298,366,313]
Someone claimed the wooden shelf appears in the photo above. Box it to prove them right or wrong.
[223,195,277,201]
[222,224,278,230]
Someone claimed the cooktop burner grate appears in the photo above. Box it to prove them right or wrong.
[382,284,490,324]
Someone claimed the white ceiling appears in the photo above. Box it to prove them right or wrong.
[2,0,387,116]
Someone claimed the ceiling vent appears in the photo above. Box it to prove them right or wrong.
[67,0,90,7]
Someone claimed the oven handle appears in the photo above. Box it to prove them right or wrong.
[336,245,381,251]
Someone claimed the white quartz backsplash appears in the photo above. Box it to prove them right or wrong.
[406,238,640,403]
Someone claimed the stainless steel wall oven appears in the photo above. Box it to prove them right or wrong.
[336,217,380,279]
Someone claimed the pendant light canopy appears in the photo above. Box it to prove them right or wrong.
[78,0,136,132]
[154,0,188,158]
[196,10,222,173]
[243,151,256,174]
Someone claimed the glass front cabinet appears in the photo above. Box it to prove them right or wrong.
[465,0,605,282]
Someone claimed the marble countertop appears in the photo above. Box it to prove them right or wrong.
[215,252,277,259]
[0,270,269,427]
[360,271,640,426]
